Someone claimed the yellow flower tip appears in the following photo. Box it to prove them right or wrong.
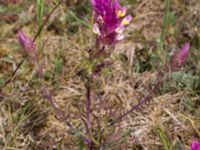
[121,15,132,25]
[117,7,127,18]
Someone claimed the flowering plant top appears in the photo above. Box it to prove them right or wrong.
[91,0,132,45]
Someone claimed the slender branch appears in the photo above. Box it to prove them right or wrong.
[86,86,91,132]
[41,86,90,141]
[42,87,72,128]
[97,74,164,148]
[101,72,164,132]
[33,0,62,42]
[110,81,161,126]
[0,58,25,89]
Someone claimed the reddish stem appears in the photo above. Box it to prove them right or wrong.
[33,0,62,42]
[85,86,93,150]
[42,87,72,128]
[0,58,25,89]
[107,72,164,127]
[113,81,160,125]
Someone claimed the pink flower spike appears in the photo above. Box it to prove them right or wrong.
[178,42,190,65]
[170,42,190,71]
[190,139,200,150]
[90,0,131,45]
[17,30,37,59]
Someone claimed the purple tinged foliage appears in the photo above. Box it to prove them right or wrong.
[170,42,190,71]
[190,140,200,150]
[17,30,37,59]
[90,0,132,45]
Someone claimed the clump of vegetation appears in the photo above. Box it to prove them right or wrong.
[0,0,199,149]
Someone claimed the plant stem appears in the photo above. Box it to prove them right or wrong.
[85,85,92,150]
[0,58,25,89]
[107,72,164,127]
[42,87,90,142]
[42,87,72,128]
[39,68,90,142]
[112,81,160,125]
[33,0,63,42]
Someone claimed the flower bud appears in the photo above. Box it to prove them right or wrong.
[170,42,190,71]
[17,30,37,59]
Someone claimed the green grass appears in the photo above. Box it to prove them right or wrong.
[36,0,44,30]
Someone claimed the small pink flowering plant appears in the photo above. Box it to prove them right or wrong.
[0,0,192,149]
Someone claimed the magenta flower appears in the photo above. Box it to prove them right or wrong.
[91,0,132,45]
[190,139,200,150]
[17,30,37,59]
[170,42,190,71]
